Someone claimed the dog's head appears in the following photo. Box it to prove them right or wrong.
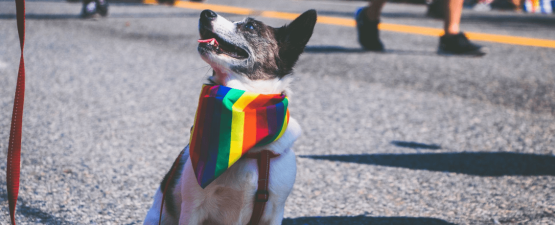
[198,9,317,94]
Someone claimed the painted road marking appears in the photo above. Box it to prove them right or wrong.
[147,1,555,49]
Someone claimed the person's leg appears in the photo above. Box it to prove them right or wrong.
[96,0,109,16]
[81,0,97,18]
[365,0,387,21]
[444,0,463,35]
[510,0,521,10]
[439,0,487,55]
[355,0,387,51]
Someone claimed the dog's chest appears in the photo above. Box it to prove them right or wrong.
[178,118,301,224]
[189,158,260,224]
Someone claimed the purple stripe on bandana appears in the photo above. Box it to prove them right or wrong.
[196,86,219,184]
[201,86,230,187]
[257,104,278,146]
[266,104,278,137]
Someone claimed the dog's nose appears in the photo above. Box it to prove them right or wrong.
[200,10,217,20]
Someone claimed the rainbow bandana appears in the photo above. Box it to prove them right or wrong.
[189,85,290,188]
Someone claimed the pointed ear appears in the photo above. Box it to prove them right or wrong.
[276,9,317,75]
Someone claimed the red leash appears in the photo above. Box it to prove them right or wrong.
[7,0,26,224]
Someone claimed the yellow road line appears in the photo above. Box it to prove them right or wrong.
[162,1,555,49]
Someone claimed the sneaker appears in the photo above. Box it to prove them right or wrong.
[473,2,492,11]
[81,1,97,18]
[355,7,384,51]
[96,0,109,17]
[473,0,494,11]
[439,32,488,56]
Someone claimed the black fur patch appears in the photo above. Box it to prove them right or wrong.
[160,146,188,217]
[274,10,317,77]
[230,18,283,80]
[230,10,317,79]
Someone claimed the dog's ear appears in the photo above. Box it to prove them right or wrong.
[275,9,317,76]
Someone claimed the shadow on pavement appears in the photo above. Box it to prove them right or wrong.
[304,45,437,56]
[304,45,366,53]
[0,192,73,224]
[300,152,555,176]
[0,12,199,20]
[0,14,80,19]
[283,215,456,225]
[391,141,441,150]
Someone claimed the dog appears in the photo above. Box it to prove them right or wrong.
[144,9,317,225]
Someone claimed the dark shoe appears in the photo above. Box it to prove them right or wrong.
[96,0,109,17]
[439,32,487,56]
[355,7,384,51]
[81,0,97,18]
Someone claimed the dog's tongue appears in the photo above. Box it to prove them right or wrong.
[198,38,219,47]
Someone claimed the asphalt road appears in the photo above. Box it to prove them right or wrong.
[1,0,554,224]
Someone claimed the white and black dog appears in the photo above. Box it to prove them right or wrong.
[144,9,317,225]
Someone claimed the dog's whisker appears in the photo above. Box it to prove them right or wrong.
[203,67,212,77]
[186,65,211,71]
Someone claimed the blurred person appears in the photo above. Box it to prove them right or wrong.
[81,0,108,18]
[490,0,524,10]
[156,0,205,5]
[510,0,523,10]
[471,0,524,12]
[473,0,494,11]
[523,0,553,13]
[355,0,487,55]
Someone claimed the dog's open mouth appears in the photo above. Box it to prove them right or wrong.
[198,31,249,59]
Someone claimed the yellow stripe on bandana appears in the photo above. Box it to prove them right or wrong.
[229,92,260,167]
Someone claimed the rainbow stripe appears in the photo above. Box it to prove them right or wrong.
[189,85,289,188]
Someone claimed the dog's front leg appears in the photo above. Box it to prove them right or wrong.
[178,159,207,225]
[143,188,163,225]
[267,208,285,225]
[178,202,202,225]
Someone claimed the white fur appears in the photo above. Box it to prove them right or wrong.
[210,74,294,95]
[199,14,248,83]
[213,15,236,34]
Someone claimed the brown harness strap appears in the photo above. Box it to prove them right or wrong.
[244,150,280,225]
